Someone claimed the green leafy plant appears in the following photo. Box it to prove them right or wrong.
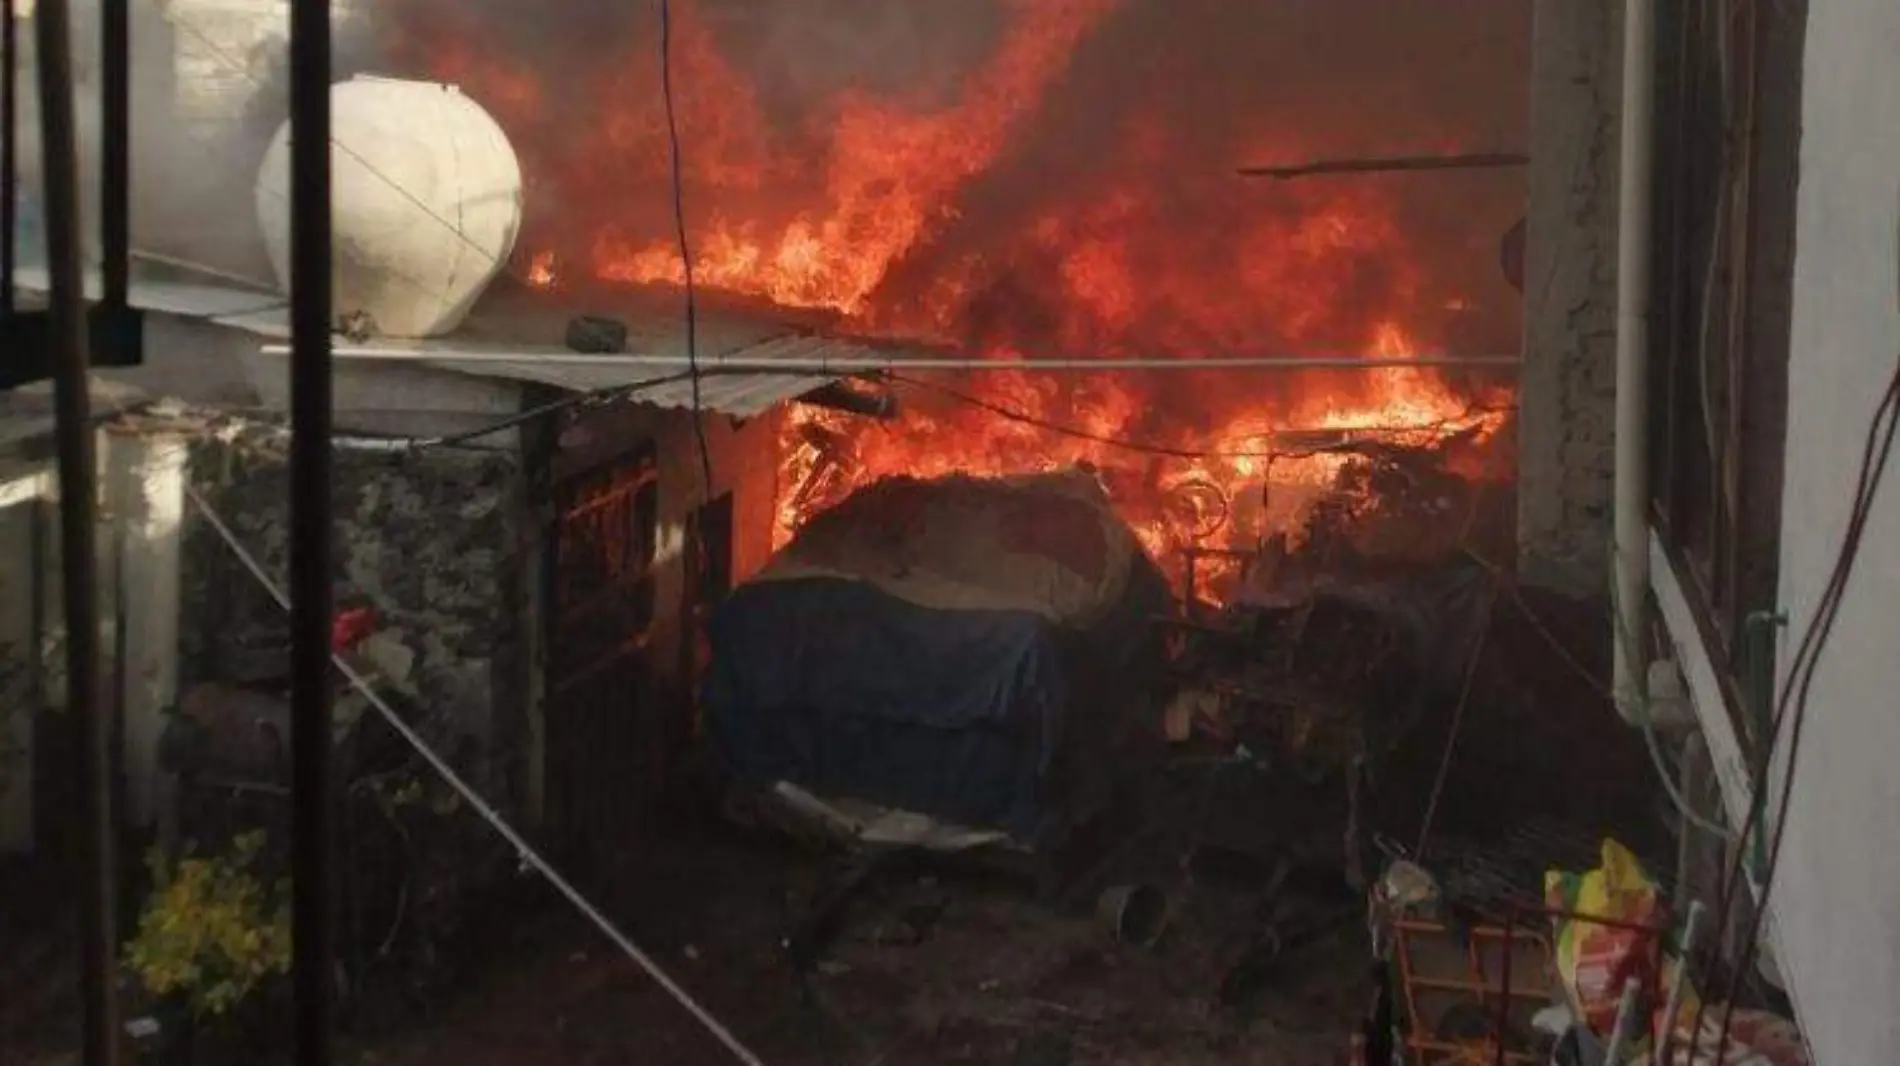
[125,832,292,1018]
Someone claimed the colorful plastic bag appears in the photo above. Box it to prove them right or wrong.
[1545,839,1668,1040]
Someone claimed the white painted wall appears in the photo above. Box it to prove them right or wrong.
[1765,2,1900,1060]
[103,431,188,829]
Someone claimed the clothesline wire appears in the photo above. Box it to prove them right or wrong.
[182,484,770,1066]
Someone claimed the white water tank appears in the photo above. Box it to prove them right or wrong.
[255,75,524,338]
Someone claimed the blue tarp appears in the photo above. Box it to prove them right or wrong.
[703,577,1069,840]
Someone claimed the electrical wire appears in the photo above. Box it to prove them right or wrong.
[155,4,734,475]
[183,485,771,1066]
[1412,584,1497,862]
[1461,545,1613,699]
[886,373,1508,462]
[658,0,714,505]
[1691,359,1899,1061]
[159,12,532,309]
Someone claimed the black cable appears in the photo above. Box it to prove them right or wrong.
[659,0,715,504]
[1714,364,1896,1052]
[887,372,1507,462]
[1685,360,1898,1059]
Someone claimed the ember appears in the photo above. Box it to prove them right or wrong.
[371,0,1525,599]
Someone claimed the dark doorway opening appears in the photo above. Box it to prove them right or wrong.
[681,493,734,742]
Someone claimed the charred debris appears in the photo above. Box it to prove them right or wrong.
[744,429,1667,1020]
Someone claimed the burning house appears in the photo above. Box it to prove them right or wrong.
[4,0,1548,893]
[7,1,1714,1060]
[356,0,1530,604]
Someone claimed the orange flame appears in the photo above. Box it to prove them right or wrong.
[389,0,1520,601]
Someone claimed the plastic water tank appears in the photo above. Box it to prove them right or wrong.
[255,75,524,338]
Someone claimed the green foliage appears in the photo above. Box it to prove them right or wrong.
[125,832,292,1018]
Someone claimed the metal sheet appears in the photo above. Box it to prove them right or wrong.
[19,265,866,418]
[12,265,288,319]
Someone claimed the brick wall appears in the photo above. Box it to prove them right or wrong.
[1515,0,1622,597]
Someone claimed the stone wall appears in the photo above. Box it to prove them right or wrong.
[1515,0,1622,596]
[179,423,528,792]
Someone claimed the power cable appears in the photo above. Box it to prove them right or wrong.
[1412,584,1497,862]
[1690,359,1898,1061]
[154,7,738,474]
[183,484,771,1066]
[160,12,524,302]
[657,0,714,505]
[886,372,1508,462]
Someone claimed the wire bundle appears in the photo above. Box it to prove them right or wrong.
[1681,356,1899,1061]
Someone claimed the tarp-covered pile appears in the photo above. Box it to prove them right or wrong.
[704,468,1172,846]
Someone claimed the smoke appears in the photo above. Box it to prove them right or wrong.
[869,0,1530,350]
[9,0,1528,359]
[345,0,1526,340]
[8,0,390,283]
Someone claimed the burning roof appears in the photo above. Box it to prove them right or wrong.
[353,0,1525,599]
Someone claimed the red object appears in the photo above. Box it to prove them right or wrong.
[331,607,377,652]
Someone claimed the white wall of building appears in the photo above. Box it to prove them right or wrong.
[1764,1,1900,1059]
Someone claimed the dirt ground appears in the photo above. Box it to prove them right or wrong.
[357,830,1370,1066]
[0,573,1663,1066]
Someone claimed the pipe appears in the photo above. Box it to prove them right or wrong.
[286,1,334,1065]
[2,0,16,313]
[1597,976,1644,1065]
[1657,899,1706,1063]
[100,0,128,310]
[1612,0,1657,718]
[258,343,1521,373]
[797,380,899,419]
[1237,151,1529,181]
[35,0,119,1061]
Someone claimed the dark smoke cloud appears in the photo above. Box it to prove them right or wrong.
[64,0,1524,358]
[856,0,1527,358]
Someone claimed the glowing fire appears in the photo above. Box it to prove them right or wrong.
[780,322,1508,601]
[386,0,1521,600]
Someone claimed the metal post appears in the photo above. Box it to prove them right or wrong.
[34,0,117,1062]
[287,0,333,1063]
[100,0,129,310]
[2,0,17,313]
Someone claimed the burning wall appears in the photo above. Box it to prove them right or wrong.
[354,0,1529,597]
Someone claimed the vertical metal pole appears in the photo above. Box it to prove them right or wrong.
[100,0,128,310]
[35,0,117,1062]
[288,0,333,1062]
[1610,0,1656,715]
[2,0,16,313]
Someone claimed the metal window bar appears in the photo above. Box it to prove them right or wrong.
[3,0,16,315]
[33,1,117,1066]
[100,0,127,312]
[286,2,336,1066]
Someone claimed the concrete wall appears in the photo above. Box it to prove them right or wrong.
[1516,0,1621,595]
[0,409,192,847]
[1760,1,1900,1058]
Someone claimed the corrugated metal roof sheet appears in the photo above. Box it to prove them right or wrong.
[425,333,880,417]
[12,268,868,418]
[11,264,291,319]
